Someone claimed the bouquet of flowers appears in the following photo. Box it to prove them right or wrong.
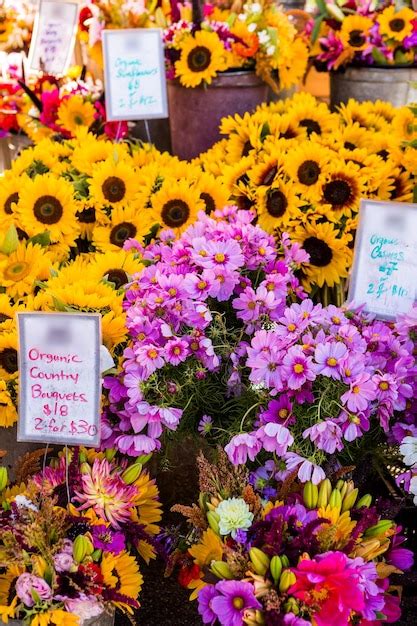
[163,0,309,91]
[308,0,417,71]
[101,207,307,457]
[165,451,413,626]
[0,447,162,624]
[0,1,35,53]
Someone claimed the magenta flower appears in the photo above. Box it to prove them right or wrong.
[210,580,261,626]
[92,524,126,554]
[225,432,261,465]
[233,286,260,323]
[165,338,189,365]
[341,373,377,412]
[282,346,315,390]
[198,585,218,625]
[132,344,165,379]
[314,341,347,379]
[284,452,326,484]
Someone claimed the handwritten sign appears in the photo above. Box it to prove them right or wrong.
[348,199,417,320]
[17,312,101,446]
[102,29,168,121]
[28,0,79,75]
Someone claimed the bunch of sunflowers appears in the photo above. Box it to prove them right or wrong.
[197,92,417,297]
[308,0,417,71]
[0,1,35,53]
[166,451,412,626]
[0,446,161,624]
[163,0,309,91]
[0,131,232,429]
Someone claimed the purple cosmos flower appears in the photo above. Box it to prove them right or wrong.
[92,525,125,554]
[211,580,261,626]
[341,373,377,412]
[303,420,344,454]
[233,286,260,323]
[198,585,218,625]
[256,423,294,455]
[198,414,213,436]
[225,432,262,465]
[284,452,326,484]
[258,397,294,426]
[314,341,347,379]
[282,346,315,390]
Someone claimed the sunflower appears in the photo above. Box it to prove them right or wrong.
[248,154,283,187]
[377,5,415,42]
[286,96,339,137]
[35,278,123,319]
[0,173,26,222]
[89,159,137,209]
[56,95,96,136]
[196,139,230,176]
[256,180,303,233]
[189,528,223,567]
[276,38,309,90]
[71,140,128,176]
[0,295,24,332]
[0,380,16,427]
[0,242,52,298]
[132,470,162,534]
[101,310,128,352]
[319,162,365,221]
[16,174,79,246]
[150,180,203,235]
[89,250,144,289]
[195,173,230,214]
[387,168,413,202]
[175,30,228,88]
[102,551,143,608]
[392,107,417,142]
[285,142,331,202]
[326,123,370,152]
[340,15,373,51]
[0,331,18,381]
[292,220,352,289]
[93,206,153,252]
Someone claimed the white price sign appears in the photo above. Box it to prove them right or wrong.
[102,28,168,121]
[348,199,417,320]
[28,0,79,75]
[17,312,101,446]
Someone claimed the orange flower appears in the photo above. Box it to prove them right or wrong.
[231,22,259,58]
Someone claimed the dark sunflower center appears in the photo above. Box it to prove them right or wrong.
[303,236,333,267]
[0,314,11,324]
[33,195,63,224]
[187,46,212,72]
[161,199,190,228]
[0,348,18,374]
[74,115,84,125]
[377,149,389,161]
[390,178,404,199]
[102,176,126,203]
[109,221,137,247]
[282,128,297,139]
[344,141,356,150]
[4,192,19,215]
[16,227,28,241]
[236,195,254,210]
[348,29,366,47]
[389,18,405,32]
[106,269,129,289]
[299,118,321,136]
[242,140,252,157]
[266,189,288,218]
[260,165,278,186]
[200,192,216,215]
[76,207,96,223]
[323,179,353,208]
[298,160,321,185]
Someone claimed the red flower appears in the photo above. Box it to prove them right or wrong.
[79,562,105,594]
[178,562,200,588]
[79,6,93,32]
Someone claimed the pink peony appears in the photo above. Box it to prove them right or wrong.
[16,573,52,607]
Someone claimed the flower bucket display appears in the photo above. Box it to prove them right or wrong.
[8,612,114,626]
[0,135,31,173]
[330,66,417,108]
[168,70,269,160]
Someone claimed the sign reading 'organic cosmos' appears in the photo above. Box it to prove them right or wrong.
[17,312,101,446]
[28,0,79,75]
[348,199,417,320]
[102,28,168,121]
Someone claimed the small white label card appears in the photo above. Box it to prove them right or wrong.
[103,28,168,121]
[17,312,101,447]
[348,199,417,320]
[28,0,79,75]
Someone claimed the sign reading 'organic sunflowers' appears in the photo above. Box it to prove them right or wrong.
[28,0,79,75]
[102,28,168,121]
[17,312,101,446]
[348,199,417,320]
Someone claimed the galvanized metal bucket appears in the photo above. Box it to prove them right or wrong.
[0,134,31,173]
[330,66,417,109]
[9,610,114,626]
[168,70,269,160]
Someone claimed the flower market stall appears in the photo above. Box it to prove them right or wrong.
[0,0,417,625]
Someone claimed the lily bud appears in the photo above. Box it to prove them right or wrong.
[270,555,282,585]
[279,570,296,592]
[207,511,220,535]
[356,494,372,508]
[303,481,318,509]
[0,467,8,492]
[249,548,270,577]
[342,488,359,512]
[364,520,393,538]
[73,535,88,563]
[105,448,117,462]
[210,560,234,580]
[121,462,143,484]
[328,488,342,512]
[317,479,332,508]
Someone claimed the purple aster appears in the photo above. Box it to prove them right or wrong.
[282,346,315,390]
[256,423,294,455]
[92,525,125,554]
[123,371,144,405]
[198,585,218,625]
[341,373,377,412]
[206,268,240,301]
[198,414,213,436]
[131,344,165,379]
[225,432,262,465]
[314,341,347,379]
[211,580,261,626]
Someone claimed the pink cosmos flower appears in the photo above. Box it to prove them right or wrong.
[165,338,189,365]
[256,422,294,455]
[303,420,343,454]
[284,452,326,484]
[282,346,315,390]
[314,341,347,379]
[210,580,261,626]
[341,373,377,412]
[225,432,262,465]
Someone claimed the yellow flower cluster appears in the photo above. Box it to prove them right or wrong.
[0,131,224,428]
[197,92,417,294]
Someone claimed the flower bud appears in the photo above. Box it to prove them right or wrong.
[364,520,393,538]
[92,549,102,561]
[83,536,94,556]
[270,555,282,585]
[0,467,8,492]
[207,511,220,535]
[356,494,372,508]
[105,448,117,462]
[328,488,342,512]
[137,453,152,465]
[121,462,143,484]
[284,598,300,615]
[327,3,345,21]
[317,479,332,508]
[210,560,234,580]
[249,548,270,577]
[78,451,87,463]
[303,481,318,509]
[80,462,91,475]
[280,555,289,568]
[279,570,296,592]
[73,535,88,563]
[342,488,358,512]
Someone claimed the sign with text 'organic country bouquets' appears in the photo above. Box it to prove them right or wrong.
[28,0,79,75]
[17,312,101,446]
[102,28,168,121]
[348,199,417,320]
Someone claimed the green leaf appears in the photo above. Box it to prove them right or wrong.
[311,15,325,43]
[0,224,18,255]
[375,613,387,620]
[52,297,68,312]
[315,0,327,14]
[394,49,411,64]
[28,231,51,247]
[260,122,271,141]
[372,47,388,65]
